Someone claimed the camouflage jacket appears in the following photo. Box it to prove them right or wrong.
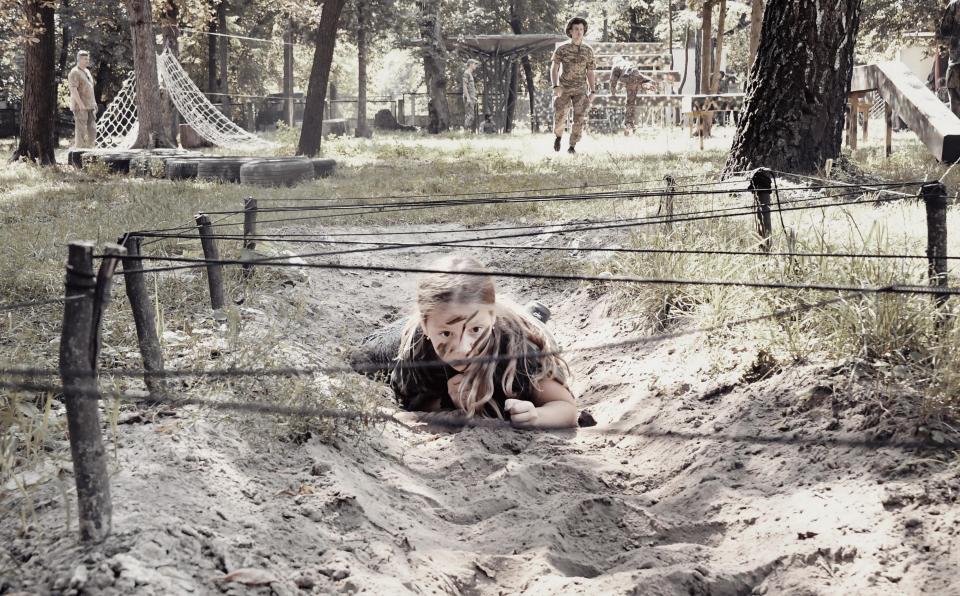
[611,67,654,93]
[552,41,596,91]
[462,70,477,101]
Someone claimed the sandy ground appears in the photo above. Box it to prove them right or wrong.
[1,223,959,596]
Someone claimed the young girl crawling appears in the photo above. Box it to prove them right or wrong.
[352,255,578,429]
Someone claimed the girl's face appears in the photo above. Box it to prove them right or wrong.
[421,302,495,371]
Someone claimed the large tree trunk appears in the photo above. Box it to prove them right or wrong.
[419,0,449,133]
[160,0,180,144]
[355,0,370,137]
[125,0,174,148]
[505,62,519,133]
[217,1,230,118]
[11,0,57,165]
[297,0,348,156]
[725,0,863,174]
[749,0,764,67]
[283,20,294,126]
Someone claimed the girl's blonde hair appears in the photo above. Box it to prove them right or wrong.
[397,255,569,418]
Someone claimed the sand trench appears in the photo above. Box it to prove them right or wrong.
[1,225,958,596]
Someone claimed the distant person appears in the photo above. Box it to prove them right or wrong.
[480,113,497,134]
[610,58,656,135]
[349,255,578,429]
[68,50,97,148]
[937,1,960,118]
[551,16,596,154]
[462,59,480,131]
[716,71,731,125]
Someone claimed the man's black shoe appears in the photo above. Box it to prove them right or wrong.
[568,146,576,154]
[553,136,561,152]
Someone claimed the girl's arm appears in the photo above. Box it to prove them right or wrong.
[505,378,577,429]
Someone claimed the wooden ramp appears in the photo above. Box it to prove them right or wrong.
[851,61,960,163]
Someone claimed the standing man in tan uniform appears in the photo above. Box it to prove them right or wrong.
[610,59,656,134]
[462,59,480,131]
[68,51,98,148]
[551,17,596,154]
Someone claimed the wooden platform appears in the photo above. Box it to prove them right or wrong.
[851,61,960,163]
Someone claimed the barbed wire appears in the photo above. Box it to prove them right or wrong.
[4,287,952,381]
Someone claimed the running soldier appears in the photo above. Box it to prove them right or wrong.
[68,50,97,148]
[610,59,656,134]
[462,59,480,130]
[937,0,960,118]
[551,17,596,154]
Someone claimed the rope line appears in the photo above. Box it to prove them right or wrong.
[0,291,875,380]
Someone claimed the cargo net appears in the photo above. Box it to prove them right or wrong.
[94,49,273,150]
[95,71,139,149]
[157,48,273,150]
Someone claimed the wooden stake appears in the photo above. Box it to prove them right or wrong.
[195,213,226,317]
[921,182,949,309]
[242,198,258,279]
[885,103,893,158]
[120,234,167,401]
[750,168,774,253]
[663,175,676,233]
[60,241,112,543]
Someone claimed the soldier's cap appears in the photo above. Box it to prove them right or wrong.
[565,17,588,37]
[467,59,480,66]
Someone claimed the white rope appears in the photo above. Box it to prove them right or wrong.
[158,48,274,150]
[95,71,139,149]
[94,49,273,151]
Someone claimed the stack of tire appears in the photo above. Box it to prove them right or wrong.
[79,150,140,173]
[130,149,203,178]
[164,155,337,187]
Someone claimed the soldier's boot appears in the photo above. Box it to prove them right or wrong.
[553,136,562,152]
[567,146,576,154]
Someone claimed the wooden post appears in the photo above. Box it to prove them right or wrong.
[398,97,405,125]
[750,168,774,253]
[885,102,893,158]
[195,214,226,317]
[242,198,258,278]
[861,98,869,142]
[847,94,859,150]
[921,182,949,308]
[283,20,294,126]
[120,234,167,401]
[60,241,112,543]
[663,175,676,232]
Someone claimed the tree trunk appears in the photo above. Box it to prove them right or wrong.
[297,0,348,156]
[507,10,536,132]
[699,0,715,137]
[58,0,71,79]
[749,0,764,68]
[217,1,230,118]
[355,0,370,137]
[419,0,449,133]
[11,0,57,165]
[505,62,519,132]
[725,0,863,174]
[125,0,174,148]
[160,0,180,144]
[283,20,294,126]
[711,0,726,94]
[668,0,674,70]
[207,3,217,94]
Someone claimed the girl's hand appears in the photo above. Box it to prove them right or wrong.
[504,399,539,428]
[447,374,464,407]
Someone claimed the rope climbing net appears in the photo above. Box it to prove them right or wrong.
[95,49,274,151]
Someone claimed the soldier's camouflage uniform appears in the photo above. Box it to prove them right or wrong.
[611,67,654,130]
[463,68,478,129]
[552,41,596,145]
[938,0,960,118]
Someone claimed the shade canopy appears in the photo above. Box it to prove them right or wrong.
[444,34,566,59]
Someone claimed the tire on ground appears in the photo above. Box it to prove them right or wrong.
[67,149,88,169]
[81,151,137,173]
[166,158,202,180]
[310,158,337,179]
[196,157,261,183]
[240,158,315,188]
[130,154,170,178]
